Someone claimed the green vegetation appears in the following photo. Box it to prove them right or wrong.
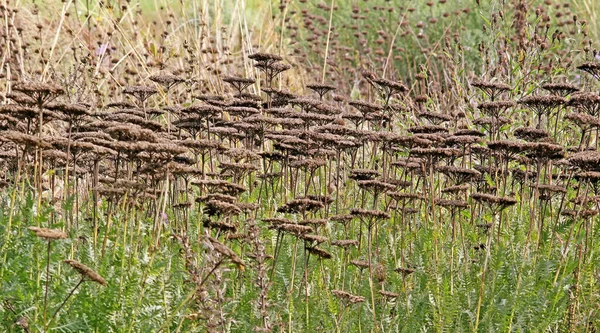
[1,0,600,332]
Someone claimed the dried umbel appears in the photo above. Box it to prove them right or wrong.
[331,239,359,248]
[12,81,65,106]
[436,199,469,209]
[331,289,365,304]
[349,100,383,115]
[477,100,515,118]
[535,184,567,200]
[514,127,550,142]
[271,223,313,235]
[565,112,600,129]
[525,142,565,161]
[519,95,565,127]
[28,226,67,240]
[349,259,370,269]
[417,111,452,125]
[307,246,332,259]
[470,79,511,100]
[299,234,328,244]
[568,92,600,117]
[306,83,336,99]
[394,267,415,276]
[277,198,324,213]
[350,208,391,220]
[542,82,579,97]
[408,125,448,134]
[123,85,158,104]
[64,260,107,286]
[223,76,256,94]
[379,290,399,298]
[437,165,481,184]
[471,193,517,211]
[487,140,529,156]
[149,73,184,90]
[357,179,396,194]
[370,77,408,103]
[577,61,600,81]
[568,150,600,171]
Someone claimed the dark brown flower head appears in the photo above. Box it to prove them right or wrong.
[192,179,247,196]
[307,246,333,259]
[123,85,158,103]
[487,140,529,156]
[349,259,370,269]
[313,102,343,115]
[306,83,336,99]
[541,82,579,97]
[13,81,64,105]
[234,92,262,102]
[349,169,381,180]
[2,130,52,148]
[535,184,567,200]
[477,100,515,117]
[526,142,564,161]
[350,208,391,220]
[562,209,598,219]
[183,104,222,117]
[574,171,600,182]
[357,179,396,193]
[470,79,511,100]
[46,102,90,119]
[271,223,313,235]
[519,95,565,109]
[436,199,470,209]
[331,239,359,248]
[437,165,481,184]
[372,77,408,94]
[64,259,107,286]
[471,192,517,211]
[444,135,483,147]
[410,147,462,160]
[222,76,256,93]
[417,111,452,124]
[149,73,184,90]
[568,150,600,171]
[203,219,237,232]
[442,184,470,193]
[473,116,511,127]
[277,198,325,213]
[329,214,354,224]
[514,127,550,142]
[454,129,486,137]
[298,219,328,227]
[568,92,600,117]
[565,112,600,129]
[300,234,328,244]
[394,267,415,276]
[332,289,365,303]
[248,52,283,63]
[577,62,600,81]
[28,226,67,240]
[349,100,383,114]
[407,126,448,138]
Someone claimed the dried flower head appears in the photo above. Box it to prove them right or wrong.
[64,259,107,286]
[28,226,67,240]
